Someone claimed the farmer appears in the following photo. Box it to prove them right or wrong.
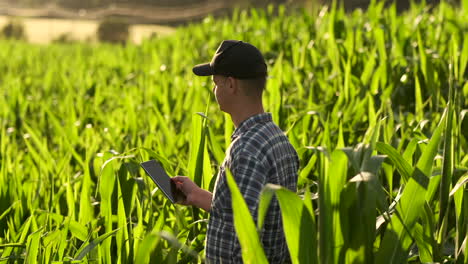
[172,40,299,263]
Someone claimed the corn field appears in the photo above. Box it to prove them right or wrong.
[0,1,467,263]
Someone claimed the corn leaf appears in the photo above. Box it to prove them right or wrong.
[225,169,268,264]
[376,110,446,263]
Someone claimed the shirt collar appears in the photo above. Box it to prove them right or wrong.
[231,112,272,140]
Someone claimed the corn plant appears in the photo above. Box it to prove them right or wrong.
[0,0,467,263]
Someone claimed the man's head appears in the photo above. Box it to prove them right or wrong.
[192,40,267,79]
[192,40,267,113]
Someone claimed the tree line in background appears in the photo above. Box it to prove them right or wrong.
[0,0,446,27]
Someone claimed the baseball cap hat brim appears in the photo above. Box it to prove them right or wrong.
[192,63,213,76]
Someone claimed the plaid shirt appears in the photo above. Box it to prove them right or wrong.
[205,113,299,264]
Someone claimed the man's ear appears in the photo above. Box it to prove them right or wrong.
[227,77,239,94]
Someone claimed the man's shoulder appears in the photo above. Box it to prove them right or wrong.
[230,121,295,160]
[231,121,274,148]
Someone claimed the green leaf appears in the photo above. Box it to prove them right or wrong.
[376,111,446,263]
[225,169,268,264]
[361,47,377,86]
[426,174,441,203]
[414,68,424,122]
[188,113,208,189]
[261,184,317,264]
[413,223,433,262]
[439,100,455,228]
[340,171,381,263]
[25,229,42,264]
[157,231,199,260]
[319,150,348,264]
[450,174,468,197]
[257,187,274,232]
[46,213,88,241]
[135,233,160,264]
[402,138,419,165]
[139,147,174,171]
[376,142,413,183]
[75,229,120,260]
[459,33,468,81]
[99,152,118,263]
[116,174,130,263]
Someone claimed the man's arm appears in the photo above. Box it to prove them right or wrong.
[172,176,212,212]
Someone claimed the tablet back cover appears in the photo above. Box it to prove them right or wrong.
[140,160,176,203]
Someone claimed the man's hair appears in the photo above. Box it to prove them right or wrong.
[238,76,267,99]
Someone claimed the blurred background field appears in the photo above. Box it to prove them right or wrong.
[0,0,441,43]
[0,0,467,263]
[0,15,175,43]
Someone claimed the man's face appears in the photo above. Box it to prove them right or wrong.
[212,75,230,112]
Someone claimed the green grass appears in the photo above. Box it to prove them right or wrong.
[0,1,467,263]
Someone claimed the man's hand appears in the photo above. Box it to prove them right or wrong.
[172,176,213,212]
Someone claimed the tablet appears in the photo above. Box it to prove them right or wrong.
[140,159,184,203]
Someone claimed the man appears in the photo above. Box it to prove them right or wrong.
[172,40,299,263]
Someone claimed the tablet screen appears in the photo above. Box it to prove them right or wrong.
[140,159,179,203]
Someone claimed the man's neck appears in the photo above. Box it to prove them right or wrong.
[230,104,265,128]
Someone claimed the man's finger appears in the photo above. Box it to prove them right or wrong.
[175,181,184,190]
[172,179,183,185]
[172,176,187,183]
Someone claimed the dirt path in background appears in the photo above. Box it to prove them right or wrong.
[0,15,175,44]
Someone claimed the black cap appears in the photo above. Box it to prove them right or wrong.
[192,40,267,79]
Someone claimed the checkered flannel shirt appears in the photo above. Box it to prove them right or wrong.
[205,113,299,264]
